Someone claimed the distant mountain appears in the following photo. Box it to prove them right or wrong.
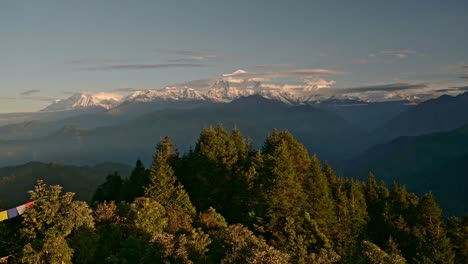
[315,100,414,132]
[126,87,205,102]
[0,108,105,127]
[348,124,468,216]
[0,95,366,167]
[37,70,376,113]
[0,162,132,207]
[41,93,124,112]
[375,91,468,140]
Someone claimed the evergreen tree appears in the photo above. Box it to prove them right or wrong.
[446,216,468,264]
[365,173,391,247]
[179,125,250,222]
[256,136,307,255]
[123,159,150,202]
[262,130,311,183]
[92,171,123,203]
[145,136,196,233]
[304,155,337,240]
[341,240,407,264]
[20,181,94,264]
[412,193,454,264]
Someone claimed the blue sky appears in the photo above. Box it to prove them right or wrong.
[1,0,467,112]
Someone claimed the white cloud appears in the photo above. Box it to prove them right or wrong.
[380,49,425,59]
[250,64,295,69]
[160,48,222,62]
[222,68,348,82]
[303,79,336,90]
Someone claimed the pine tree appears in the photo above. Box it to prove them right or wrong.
[145,136,196,233]
[304,155,337,240]
[123,159,150,202]
[257,137,307,254]
[92,171,124,203]
[365,173,391,247]
[180,125,250,222]
[262,130,310,183]
[20,181,94,264]
[446,216,468,264]
[412,193,454,264]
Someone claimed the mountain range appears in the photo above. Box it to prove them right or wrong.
[39,70,369,112]
[347,124,468,216]
[375,92,468,141]
[0,96,366,167]
[0,86,467,216]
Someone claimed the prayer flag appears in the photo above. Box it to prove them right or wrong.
[16,204,26,215]
[0,211,8,222]
[7,208,18,219]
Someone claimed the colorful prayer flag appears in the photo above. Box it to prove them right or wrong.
[16,204,26,215]
[0,211,8,222]
[7,208,18,219]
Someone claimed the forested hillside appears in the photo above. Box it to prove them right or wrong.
[0,162,132,208]
[349,124,468,216]
[0,126,465,263]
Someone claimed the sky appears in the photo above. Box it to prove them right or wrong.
[1,0,468,113]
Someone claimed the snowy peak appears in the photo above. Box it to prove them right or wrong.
[41,70,344,111]
[222,69,248,77]
[41,93,124,112]
[126,87,205,103]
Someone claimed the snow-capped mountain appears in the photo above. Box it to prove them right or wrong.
[41,93,124,112]
[126,87,205,103]
[41,70,351,112]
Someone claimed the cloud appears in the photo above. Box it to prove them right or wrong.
[250,64,295,69]
[160,48,221,62]
[79,63,207,71]
[354,49,424,64]
[168,58,207,62]
[434,88,457,93]
[380,49,425,59]
[433,86,468,93]
[222,68,348,82]
[178,78,217,89]
[65,58,125,65]
[26,96,57,102]
[322,83,427,95]
[303,79,336,90]
[353,53,394,64]
[20,89,41,96]
[112,87,142,92]
[451,86,468,92]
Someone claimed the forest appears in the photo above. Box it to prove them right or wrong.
[0,125,466,264]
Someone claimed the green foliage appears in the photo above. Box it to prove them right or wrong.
[178,125,251,222]
[129,197,168,236]
[145,136,196,234]
[304,155,337,240]
[122,159,150,202]
[341,240,407,264]
[218,224,290,264]
[0,127,463,264]
[148,228,211,263]
[92,171,124,203]
[446,216,468,264]
[20,180,94,264]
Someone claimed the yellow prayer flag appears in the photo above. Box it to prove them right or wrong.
[0,210,8,222]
